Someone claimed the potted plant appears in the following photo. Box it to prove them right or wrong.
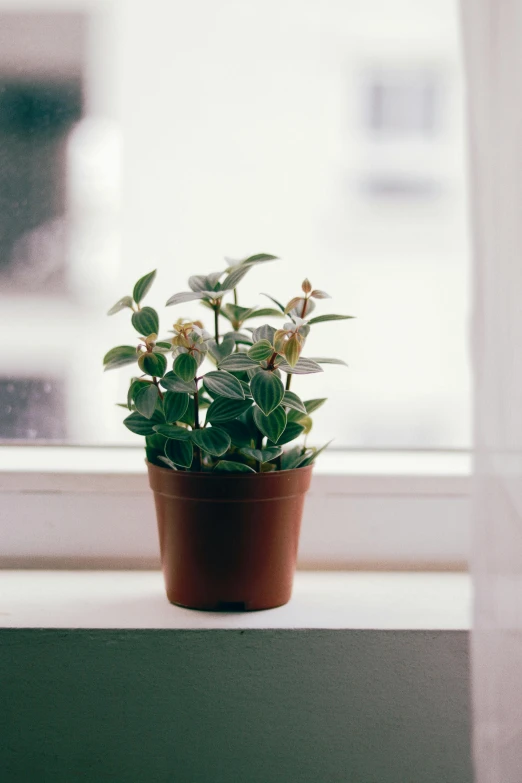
[104,254,352,610]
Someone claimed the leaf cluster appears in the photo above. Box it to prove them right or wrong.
[104,258,353,473]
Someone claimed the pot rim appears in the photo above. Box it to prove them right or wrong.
[145,460,313,480]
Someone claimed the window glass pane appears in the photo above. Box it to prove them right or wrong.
[0,0,470,449]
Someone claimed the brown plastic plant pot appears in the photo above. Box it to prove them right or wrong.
[147,461,313,611]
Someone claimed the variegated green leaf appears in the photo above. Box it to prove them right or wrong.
[282,391,307,414]
[163,392,189,423]
[174,353,198,382]
[131,306,159,336]
[133,270,156,304]
[134,383,159,419]
[206,397,252,424]
[203,371,245,399]
[253,406,287,443]
[138,352,167,377]
[190,427,231,457]
[164,438,193,468]
[250,370,284,415]
[213,460,256,473]
[107,295,133,315]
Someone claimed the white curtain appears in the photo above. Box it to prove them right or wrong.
[462,1,522,781]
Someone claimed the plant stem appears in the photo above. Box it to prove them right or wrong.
[193,384,202,471]
[257,460,262,473]
[214,306,220,344]
[275,454,282,472]
[152,377,164,400]
[285,374,292,391]
[233,288,238,305]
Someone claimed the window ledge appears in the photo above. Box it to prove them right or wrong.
[0,571,471,630]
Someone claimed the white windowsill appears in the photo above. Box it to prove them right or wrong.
[0,571,471,630]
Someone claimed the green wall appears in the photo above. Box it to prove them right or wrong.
[1,629,471,783]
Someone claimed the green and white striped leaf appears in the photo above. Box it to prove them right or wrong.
[166,291,206,307]
[131,306,159,336]
[307,314,354,325]
[221,264,252,291]
[103,345,137,371]
[153,424,191,440]
[252,324,277,344]
[253,406,287,443]
[269,421,305,446]
[124,411,162,436]
[246,308,284,320]
[218,354,258,371]
[164,438,193,468]
[309,357,348,366]
[277,357,323,375]
[213,460,256,473]
[161,372,196,394]
[240,446,283,463]
[281,446,308,471]
[134,383,159,419]
[206,397,252,424]
[107,295,133,315]
[138,352,167,377]
[190,427,231,457]
[250,370,284,415]
[163,392,189,423]
[174,352,198,382]
[203,371,245,400]
[208,335,235,362]
[247,340,274,362]
[240,253,278,266]
[282,391,307,414]
[133,270,156,304]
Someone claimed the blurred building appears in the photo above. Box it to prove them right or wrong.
[0,0,470,448]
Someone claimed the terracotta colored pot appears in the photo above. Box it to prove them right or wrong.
[147,462,313,611]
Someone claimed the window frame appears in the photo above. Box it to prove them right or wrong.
[0,445,471,571]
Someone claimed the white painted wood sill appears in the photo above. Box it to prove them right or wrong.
[0,571,471,630]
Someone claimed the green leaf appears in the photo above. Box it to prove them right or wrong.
[153,424,192,440]
[251,324,277,344]
[133,270,157,304]
[260,293,285,312]
[146,433,167,450]
[188,274,220,293]
[134,383,159,419]
[191,427,231,457]
[240,446,283,463]
[131,307,159,336]
[163,392,189,423]
[221,265,252,291]
[124,411,161,436]
[281,446,307,471]
[138,352,167,377]
[166,291,207,307]
[227,331,253,345]
[283,335,302,367]
[213,460,256,473]
[277,357,323,375]
[107,295,133,315]
[304,398,327,414]
[298,440,333,467]
[155,341,173,350]
[174,353,198,382]
[218,354,258,371]
[247,339,274,362]
[240,253,278,266]
[206,397,252,424]
[165,438,193,468]
[307,314,354,325]
[218,420,253,448]
[282,391,307,414]
[253,406,287,443]
[203,371,245,400]
[269,421,305,446]
[161,372,196,393]
[250,371,284,415]
[223,304,255,324]
[103,345,137,371]
[208,335,235,362]
[309,357,348,366]
[127,379,143,409]
[247,308,284,320]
